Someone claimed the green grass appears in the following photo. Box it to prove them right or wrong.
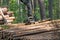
[0,25,9,29]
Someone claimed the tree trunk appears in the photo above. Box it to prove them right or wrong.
[38,0,46,20]
[33,0,38,21]
[56,0,60,19]
[0,0,3,6]
[48,0,53,19]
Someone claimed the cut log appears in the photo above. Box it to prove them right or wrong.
[6,20,13,23]
[0,15,3,20]
[7,11,14,14]
[7,11,14,17]
[6,19,60,29]
[5,17,15,20]
[4,15,9,18]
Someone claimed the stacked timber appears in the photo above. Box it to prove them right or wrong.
[0,11,15,24]
[0,15,3,20]
[4,11,15,24]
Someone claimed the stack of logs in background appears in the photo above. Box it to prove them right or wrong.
[0,11,15,24]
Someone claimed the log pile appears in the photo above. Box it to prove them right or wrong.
[0,10,15,24]
[6,19,60,29]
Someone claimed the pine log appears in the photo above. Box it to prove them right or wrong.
[6,19,60,29]
[7,11,14,17]
[4,15,9,18]
[6,20,13,23]
[7,11,14,14]
[0,15,3,20]
[5,17,15,20]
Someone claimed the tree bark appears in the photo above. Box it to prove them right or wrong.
[56,0,60,19]
[48,0,53,19]
[38,0,46,20]
[33,0,38,21]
